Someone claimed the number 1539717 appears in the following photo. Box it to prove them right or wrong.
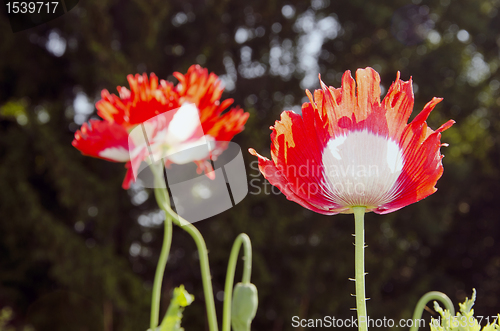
[6,2,59,14]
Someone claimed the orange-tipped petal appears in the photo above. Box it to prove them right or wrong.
[96,73,180,129]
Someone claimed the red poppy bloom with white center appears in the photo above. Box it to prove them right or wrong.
[249,68,454,215]
[73,65,249,189]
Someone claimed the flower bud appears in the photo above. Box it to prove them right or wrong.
[231,282,258,331]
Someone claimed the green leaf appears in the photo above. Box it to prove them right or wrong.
[157,285,194,331]
[430,289,500,331]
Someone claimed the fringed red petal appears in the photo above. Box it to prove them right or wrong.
[96,73,180,129]
[72,119,130,162]
[249,148,339,215]
[174,65,249,142]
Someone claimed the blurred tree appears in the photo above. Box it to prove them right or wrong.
[1,0,500,330]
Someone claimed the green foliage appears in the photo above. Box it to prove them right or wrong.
[0,308,13,331]
[153,285,193,331]
[431,290,500,331]
[0,308,33,331]
[0,99,28,125]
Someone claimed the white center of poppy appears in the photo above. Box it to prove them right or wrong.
[321,130,404,209]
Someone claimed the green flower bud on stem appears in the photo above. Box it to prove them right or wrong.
[231,282,258,331]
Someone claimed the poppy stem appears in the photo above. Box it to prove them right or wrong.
[150,164,219,331]
[150,167,173,330]
[222,233,253,331]
[353,206,368,331]
[164,206,220,331]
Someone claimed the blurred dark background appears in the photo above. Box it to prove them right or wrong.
[1,0,500,330]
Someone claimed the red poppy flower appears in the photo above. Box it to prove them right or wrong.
[73,65,249,189]
[249,67,454,215]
